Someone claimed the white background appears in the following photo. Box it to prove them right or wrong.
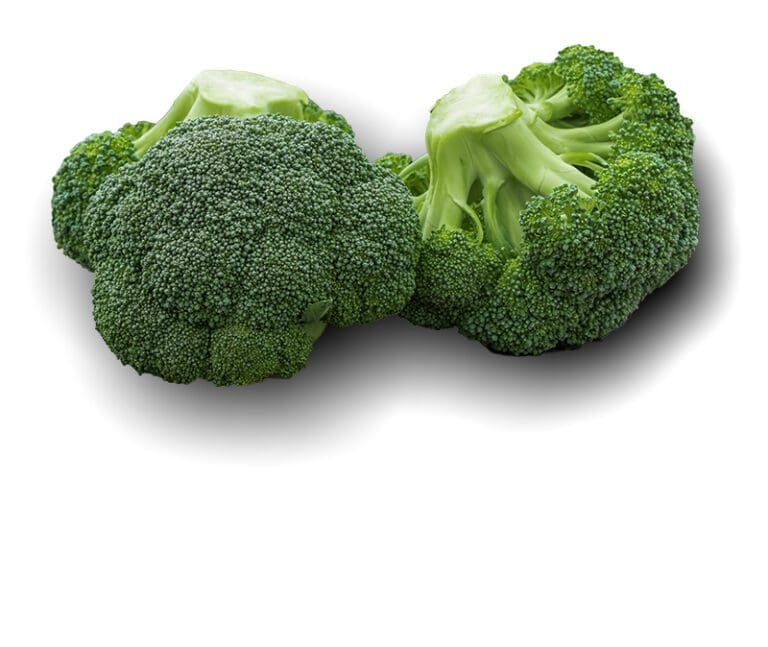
[1,1,765,645]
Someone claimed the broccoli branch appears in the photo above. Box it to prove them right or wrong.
[418,76,596,253]
[526,84,573,122]
[400,154,429,187]
[528,112,624,159]
[133,83,198,157]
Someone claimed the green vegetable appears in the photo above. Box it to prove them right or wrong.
[393,45,699,354]
[52,70,352,269]
[83,115,419,385]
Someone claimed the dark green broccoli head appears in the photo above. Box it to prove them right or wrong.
[52,71,353,271]
[84,114,419,385]
[52,121,153,269]
[400,45,699,354]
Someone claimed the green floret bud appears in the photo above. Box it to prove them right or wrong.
[52,121,152,269]
[302,98,354,136]
[376,152,431,199]
[507,45,626,126]
[612,71,695,163]
[327,169,420,326]
[116,121,155,140]
[209,325,316,386]
[553,44,626,122]
[402,228,503,330]
[375,152,414,176]
[93,258,211,384]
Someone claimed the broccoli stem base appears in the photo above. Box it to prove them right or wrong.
[132,70,311,158]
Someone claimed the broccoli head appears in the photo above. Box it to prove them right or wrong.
[83,115,419,385]
[398,45,699,354]
[52,70,353,269]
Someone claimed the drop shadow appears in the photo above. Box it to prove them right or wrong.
[36,132,732,449]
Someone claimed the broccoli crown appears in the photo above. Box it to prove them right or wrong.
[52,71,352,270]
[83,114,419,385]
[401,45,699,354]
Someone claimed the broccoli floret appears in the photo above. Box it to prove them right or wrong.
[508,45,626,125]
[375,152,414,176]
[52,121,153,268]
[83,115,419,385]
[302,98,354,135]
[399,45,699,354]
[52,70,353,269]
[375,152,431,197]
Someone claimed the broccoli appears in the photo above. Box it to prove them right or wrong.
[82,114,419,385]
[52,70,352,269]
[395,45,699,354]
